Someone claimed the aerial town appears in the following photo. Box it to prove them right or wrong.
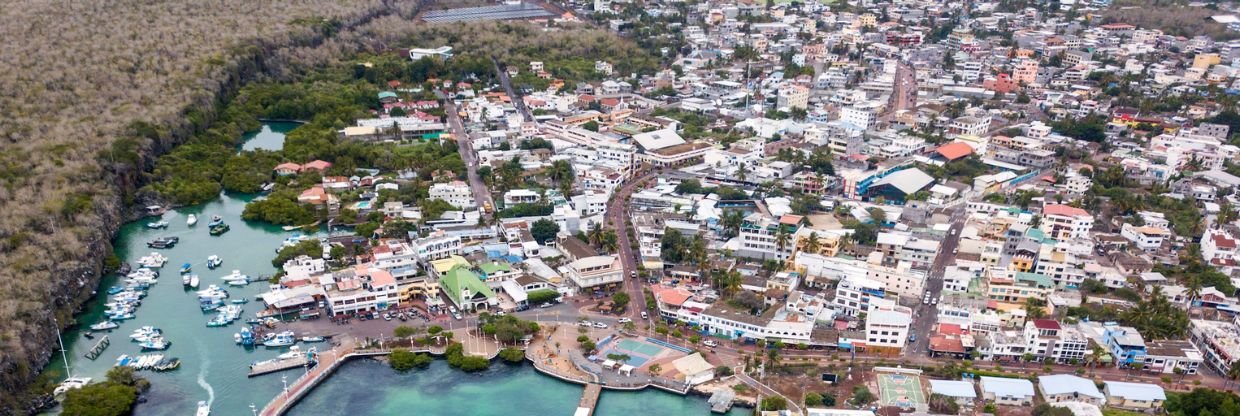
[23,0,1240,415]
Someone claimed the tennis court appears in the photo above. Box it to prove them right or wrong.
[877,373,925,409]
[601,338,667,367]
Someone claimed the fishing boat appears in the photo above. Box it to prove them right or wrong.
[197,401,211,416]
[206,255,223,270]
[263,331,296,348]
[89,321,118,331]
[206,215,224,227]
[137,253,167,268]
[209,223,230,236]
[153,357,181,371]
[53,377,92,397]
[146,236,178,249]
[234,326,256,346]
[230,298,249,304]
[140,337,171,351]
[186,214,198,226]
[130,327,161,341]
[300,336,325,343]
[106,285,125,295]
[146,220,169,229]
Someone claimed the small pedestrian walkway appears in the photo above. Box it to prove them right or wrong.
[577,383,602,416]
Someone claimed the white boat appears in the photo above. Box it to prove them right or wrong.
[186,214,198,226]
[53,377,92,396]
[263,331,296,348]
[300,336,325,343]
[89,321,118,331]
[137,253,167,268]
[146,220,169,229]
[206,255,222,270]
[190,275,200,289]
[221,270,249,283]
[197,401,210,416]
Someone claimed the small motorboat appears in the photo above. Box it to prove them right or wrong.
[230,298,249,304]
[146,237,177,249]
[197,400,211,416]
[186,214,198,226]
[209,223,230,236]
[115,354,132,367]
[153,357,181,371]
[300,336,325,343]
[146,220,169,229]
[189,275,200,289]
[180,263,192,274]
[53,377,92,396]
[221,270,249,284]
[206,255,222,270]
[140,337,171,351]
[83,332,94,340]
[263,331,296,348]
[90,321,118,331]
[137,253,167,268]
[206,215,223,227]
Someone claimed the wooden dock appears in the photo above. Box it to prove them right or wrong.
[84,335,110,360]
[577,383,602,416]
[248,355,314,377]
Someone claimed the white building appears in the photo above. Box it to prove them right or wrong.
[429,181,476,210]
[564,255,624,290]
[408,46,453,60]
[412,230,464,261]
[1040,204,1094,241]
[323,265,399,316]
[864,299,912,351]
[1038,374,1104,406]
[980,376,1035,406]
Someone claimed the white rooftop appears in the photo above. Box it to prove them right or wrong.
[1104,381,1166,401]
[1038,374,1103,399]
[979,376,1035,398]
[929,380,977,398]
[632,128,686,151]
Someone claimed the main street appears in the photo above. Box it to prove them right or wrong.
[606,167,659,324]
[908,207,969,357]
[443,99,494,219]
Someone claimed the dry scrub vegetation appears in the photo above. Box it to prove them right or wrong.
[1104,1,1239,41]
[0,0,411,409]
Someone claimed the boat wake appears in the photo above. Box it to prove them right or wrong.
[196,345,215,408]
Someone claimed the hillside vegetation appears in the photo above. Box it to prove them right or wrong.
[0,0,408,411]
[1103,1,1239,41]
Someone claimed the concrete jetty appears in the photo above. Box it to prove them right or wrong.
[576,383,602,416]
[248,355,314,377]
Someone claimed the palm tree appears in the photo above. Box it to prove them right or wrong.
[736,163,749,182]
[587,223,604,248]
[721,210,744,238]
[600,230,619,254]
[775,227,791,254]
[1088,344,1106,375]
[1185,275,1203,318]
[804,232,821,254]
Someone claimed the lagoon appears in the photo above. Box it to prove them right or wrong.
[240,122,299,152]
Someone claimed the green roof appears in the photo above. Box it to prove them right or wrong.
[440,266,495,305]
[378,91,398,99]
[1015,272,1054,289]
[479,262,512,275]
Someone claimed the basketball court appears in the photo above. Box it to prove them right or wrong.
[877,373,926,409]
[599,338,668,367]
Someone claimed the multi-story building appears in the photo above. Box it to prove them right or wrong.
[987,269,1054,305]
[1120,223,1169,252]
[1104,324,1147,369]
[833,275,887,317]
[1012,58,1039,85]
[1139,340,1203,375]
[698,291,827,344]
[1189,319,1240,375]
[777,84,810,110]
[738,213,802,260]
[1202,229,1238,267]
[429,180,476,210]
[865,299,913,352]
[1040,204,1094,241]
[565,254,624,291]
[412,230,463,262]
[1024,319,1089,363]
[324,264,399,316]
[793,252,926,298]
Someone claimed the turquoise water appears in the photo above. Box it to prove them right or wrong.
[290,359,751,416]
[240,122,299,151]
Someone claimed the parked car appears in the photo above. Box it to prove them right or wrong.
[640,311,648,319]
[579,320,593,327]
[703,340,718,348]
[592,322,608,329]
[618,317,632,324]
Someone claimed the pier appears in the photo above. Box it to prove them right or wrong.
[248,355,315,377]
[83,335,109,360]
[576,383,602,416]
[708,389,735,413]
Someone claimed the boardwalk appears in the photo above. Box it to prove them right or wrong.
[578,383,602,416]
[259,340,363,416]
[248,355,314,377]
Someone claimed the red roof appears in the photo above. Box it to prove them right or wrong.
[303,160,333,171]
[1213,233,1237,249]
[935,142,974,161]
[937,323,965,336]
[1032,319,1062,330]
[1043,204,1089,218]
[929,335,966,353]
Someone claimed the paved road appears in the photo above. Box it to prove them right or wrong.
[493,57,534,122]
[908,207,969,356]
[606,168,659,324]
[443,99,494,219]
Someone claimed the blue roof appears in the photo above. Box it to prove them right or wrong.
[1104,381,1165,401]
[980,376,1035,398]
[929,380,977,398]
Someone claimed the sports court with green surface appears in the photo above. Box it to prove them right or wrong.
[601,338,667,367]
[877,373,925,408]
